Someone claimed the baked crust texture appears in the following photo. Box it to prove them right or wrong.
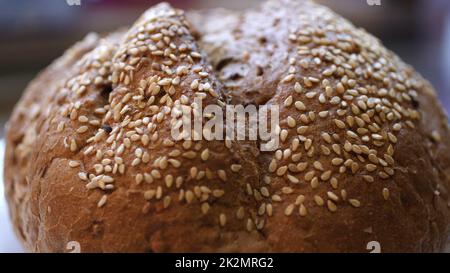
[4,0,450,252]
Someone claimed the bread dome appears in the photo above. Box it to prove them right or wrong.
[4,0,450,252]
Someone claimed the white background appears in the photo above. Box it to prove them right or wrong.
[0,139,23,252]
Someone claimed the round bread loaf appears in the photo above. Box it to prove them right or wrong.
[4,0,450,252]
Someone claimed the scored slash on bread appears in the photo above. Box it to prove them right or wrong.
[4,0,450,252]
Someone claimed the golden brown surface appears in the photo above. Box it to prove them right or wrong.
[4,0,450,252]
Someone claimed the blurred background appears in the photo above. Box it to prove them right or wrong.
[0,0,449,138]
[0,0,449,252]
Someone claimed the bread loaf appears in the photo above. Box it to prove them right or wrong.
[4,0,450,252]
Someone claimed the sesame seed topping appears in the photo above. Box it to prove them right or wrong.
[219,213,227,227]
[97,195,107,208]
[299,204,307,216]
[284,204,295,216]
[201,203,210,214]
[54,2,431,231]
[349,199,361,208]
[314,195,324,206]
[69,161,80,168]
[382,188,390,200]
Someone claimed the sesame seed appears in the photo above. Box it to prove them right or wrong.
[163,196,171,208]
[284,96,293,107]
[363,175,374,183]
[144,173,153,183]
[349,199,361,208]
[334,119,346,129]
[272,194,282,202]
[327,200,337,212]
[97,195,107,207]
[269,159,277,173]
[280,130,288,142]
[131,158,141,166]
[102,176,114,183]
[231,164,242,172]
[165,175,174,188]
[304,170,315,181]
[287,175,300,184]
[368,154,379,164]
[185,190,194,204]
[284,204,294,216]
[200,149,210,161]
[388,133,398,143]
[294,101,306,111]
[142,152,150,163]
[431,131,441,142]
[213,189,225,198]
[330,96,341,105]
[379,170,391,179]
[297,162,308,172]
[246,219,254,232]
[287,116,296,128]
[258,203,266,215]
[366,164,377,172]
[332,144,341,155]
[346,130,359,139]
[70,139,77,152]
[201,203,210,214]
[294,82,303,93]
[321,133,332,143]
[267,204,273,216]
[218,170,227,181]
[313,161,324,171]
[304,139,312,150]
[282,74,295,83]
[144,190,155,200]
[69,161,80,168]
[282,187,293,194]
[295,195,305,205]
[135,173,143,184]
[276,166,288,176]
[393,123,402,131]
[182,151,196,159]
[382,188,390,200]
[296,126,307,138]
[168,159,181,168]
[336,82,345,94]
[77,126,89,134]
[134,148,143,158]
[219,213,227,227]
[310,177,319,188]
[156,186,163,200]
[260,187,270,197]
[327,191,339,202]
[299,204,307,216]
[314,195,324,206]
[236,207,245,219]
[330,177,338,189]
[151,170,161,179]
[78,172,88,181]
[305,91,317,99]
[331,158,344,166]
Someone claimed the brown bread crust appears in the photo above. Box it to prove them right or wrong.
[4,0,450,252]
